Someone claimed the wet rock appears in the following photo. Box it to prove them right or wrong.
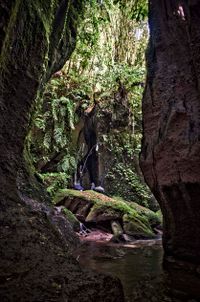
[59,206,80,232]
[110,221,126,243]
[78,229,113,242]
[111,220,124,236]
[110,234,127,243]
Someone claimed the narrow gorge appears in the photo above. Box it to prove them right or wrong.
[0,0,200,301]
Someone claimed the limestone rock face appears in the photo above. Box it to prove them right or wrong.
[140,0,200,263]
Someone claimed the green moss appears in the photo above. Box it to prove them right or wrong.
[86,204,121,222]
[62,208,80,231]
[155,210,163,225]
[31,0,57,41]
[0,0,51,70]
[0,0,20,72]
[54,189,153,220]
[123,213,154,238]
[54,189,103,204]
[122,199,162,227]
[0,0,84,80]
[39,173,70,197]
[102,129,153,208]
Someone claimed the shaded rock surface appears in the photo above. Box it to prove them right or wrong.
[0,195,125,302]
[140,1,200,263]
[0,1,124,301]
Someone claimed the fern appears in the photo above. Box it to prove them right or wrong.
[57,155,77,173]
[34,116,46,130]
[43,132,52,150]
[53,127,63,144]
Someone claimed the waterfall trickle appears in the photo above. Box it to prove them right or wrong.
[79,223,91,236]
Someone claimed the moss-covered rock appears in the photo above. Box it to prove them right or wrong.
[61,207,80,232]
[38,172,71,197]
[54,189,158,238]
[86,204,122,223]
[123,214,153,238]
[123,199,162,228]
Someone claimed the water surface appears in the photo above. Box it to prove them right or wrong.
[75,239,163,300]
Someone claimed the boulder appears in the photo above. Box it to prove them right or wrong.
[123,214,154,239]
[86,205,122,223]
[55,190,94,221]
[110,221,126,243]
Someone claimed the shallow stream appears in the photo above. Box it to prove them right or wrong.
[75,238,163,301]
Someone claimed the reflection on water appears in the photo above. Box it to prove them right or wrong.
[75,240,163,301]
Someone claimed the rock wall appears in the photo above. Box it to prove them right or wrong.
[140,0,200,263]
[0,1,124,301]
